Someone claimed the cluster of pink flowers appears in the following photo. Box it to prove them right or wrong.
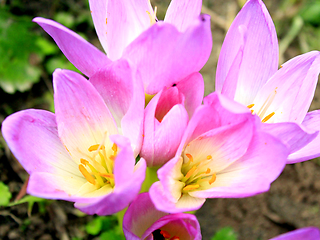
[2,0,320,239]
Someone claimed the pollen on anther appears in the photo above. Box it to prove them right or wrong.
[112,143,117,153]
[206,155,212,160]
[80,158,89,165]
[206,168,211,174]
[261,112,275,123]
[79,165,96,185]
[88,144,105,152]
[209,173,217,185]
[247,104,255,108]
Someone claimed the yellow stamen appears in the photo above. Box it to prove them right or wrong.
[209,173,217,185]
[206,155,212,160]
[88,144,105,152]
[79,165,96,185]
[112,143,117,153]
[261,112,275,123]
[99,173,114,179]
[186,153,193,162]
[185,165,197,179]
[183,184,200,191]
[247,104,255,108]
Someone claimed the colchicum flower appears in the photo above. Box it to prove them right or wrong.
[270,227,320,240]
[123,193,201,240]
[141,72,204,167]
[32,0,212,95]
[1,69,146,215]
[215,0,320,163]
[149,93,289,213]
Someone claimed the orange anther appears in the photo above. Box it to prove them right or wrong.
[261,112,275,123]
[160,230,171,239]
[247,104,255,108]
[88,144,105,152]
[185,153,193,162]
[79,165,96,185]
[183,184,200,191]
[209,173,217,185]
[185,166,197,179]
[99,173,114,179]
[170,236,180,240]
[112,143,117,153]
[206,168,211,174]
[80,158,89,165]
[206,155,212,160]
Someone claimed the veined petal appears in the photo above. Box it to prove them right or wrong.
[123,15,212,94]
[216,0,278,105]
[288,110,320,163]
[1,109,79,175]
[270,227,320,240]
[262,122,318,158]
[88,0,108,54]
[179,93,253,153]
[253,51,320,124]
[164,0,202,32]
[105,0,154,60]
[89,60,144,156]
[176,72,204,118]
[123,193,168,239]
[190,131,288,198]
[33,17,110,77]
[149,181,205,213]
[184,119,254,173]
[53,69,118,162]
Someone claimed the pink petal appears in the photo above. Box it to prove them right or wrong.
[216,0,278,105]
[149,181,205,213]
[141,89,189,167]
[190,131,288,198]
[33,17,110,77]
[175,72,204,118]
[123,193,168,239]
[123,15,212,94]
[53,69,118,161]
[253,51,320,123]
[104,0,154,60]
[262,122,318,158]
[270,227,320,240]
[89,59,144,155]
[1,109,79,175]
[288,110,320,163]
[88,0,108,54]
[164,0,202,32]
[179,92,253,152]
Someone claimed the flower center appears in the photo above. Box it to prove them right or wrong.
[152,229,180,240]
[78,134,118,189]
[180,153,217,193]
[247,88,278,123]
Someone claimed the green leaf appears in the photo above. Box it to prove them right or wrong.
[300,1,320,25]
[8,195,47,215]
[0,182,12,206]
[86,216,118,236]
[0,9,42,93]
[211,227,238,240]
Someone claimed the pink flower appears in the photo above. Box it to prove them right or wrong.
[123,193,201,240]
[141,73,204,167]
[1,69,146,215]
[270,227,320,240]
[149,93,289,213]
[32,0,212,94]
[215,0,320,163]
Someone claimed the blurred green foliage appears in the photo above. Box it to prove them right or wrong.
[0,182,12,206]
[211,227,238,240]
[86,215,125,240]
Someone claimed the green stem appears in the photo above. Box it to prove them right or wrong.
[140,166,159,193]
